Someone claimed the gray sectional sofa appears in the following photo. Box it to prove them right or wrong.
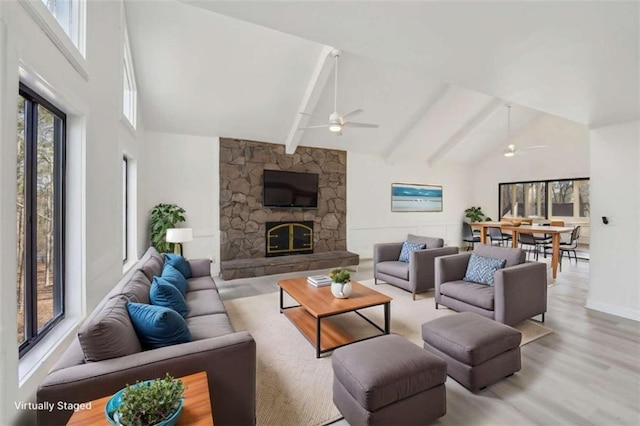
[37,247,256,425]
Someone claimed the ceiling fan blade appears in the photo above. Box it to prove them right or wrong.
[297,124,330,130]
[521,145,547,150]
[340,109,363,120]
[299,111,321,119]
[343,121,379,129]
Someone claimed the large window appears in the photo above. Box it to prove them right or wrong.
[499,178,589,221]
[17,84,66,356]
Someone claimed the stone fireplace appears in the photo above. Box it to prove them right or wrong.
[219,138,351,279]
[265,221,314,257]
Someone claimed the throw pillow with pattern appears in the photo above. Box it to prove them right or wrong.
[398,241,426,263]
[463,253,507,286]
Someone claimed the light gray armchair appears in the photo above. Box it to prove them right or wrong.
[374,235,459,300]
[435,244,547,326]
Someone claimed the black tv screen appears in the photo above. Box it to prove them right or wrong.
[263,170,319,208]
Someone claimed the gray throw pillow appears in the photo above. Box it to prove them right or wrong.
[77,295,142,362]
[463,253,507,286]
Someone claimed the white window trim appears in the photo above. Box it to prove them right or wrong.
[122,26,138,129]
[18,0,88,81]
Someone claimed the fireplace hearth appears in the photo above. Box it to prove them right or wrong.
[266,221,314,257]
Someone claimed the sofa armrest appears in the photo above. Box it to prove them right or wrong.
[187,258,212,278]
[494,262,547,326]
[435,253,471,285]
[373,243,403,264]
[38,331,256,426]
[411,246,460,293]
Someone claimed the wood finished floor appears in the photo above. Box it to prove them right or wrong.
[215,257,640,426]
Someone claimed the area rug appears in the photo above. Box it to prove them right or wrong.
[224,279,552,426]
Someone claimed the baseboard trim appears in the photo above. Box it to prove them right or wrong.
[585,299,640,322]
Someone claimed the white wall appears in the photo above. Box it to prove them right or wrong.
[347,151,473,258]
[587,120,640,321]
[469,114,590,219]
[143,132,220,273]
[0,1,145,422]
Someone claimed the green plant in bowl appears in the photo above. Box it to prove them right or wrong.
[329,269,350,284]
[106,374,185,426]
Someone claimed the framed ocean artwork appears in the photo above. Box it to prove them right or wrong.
[391,183,443,212]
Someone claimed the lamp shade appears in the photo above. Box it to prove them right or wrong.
[166,228,193,243]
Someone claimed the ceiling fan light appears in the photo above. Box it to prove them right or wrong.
[504,150,515,157]
[329,123,342,132]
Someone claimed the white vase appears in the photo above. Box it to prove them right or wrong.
[331,282,352,299]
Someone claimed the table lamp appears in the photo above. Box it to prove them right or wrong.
[166,228,193,256]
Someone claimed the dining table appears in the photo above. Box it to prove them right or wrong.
[470,222,574,278]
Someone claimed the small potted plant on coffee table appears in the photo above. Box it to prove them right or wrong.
[329,268,352,299]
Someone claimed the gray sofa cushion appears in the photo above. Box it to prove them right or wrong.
[186,314,235,340]
[138,253,164,281]
[474,244,525,267]
[187,276,218,292]
[407,234,444,248]
[118,270,152,304]
[440,280,495,310]
[77,295,142,361]
[376,261,410,280]
[421,312,522,366]
[185,289,227,317]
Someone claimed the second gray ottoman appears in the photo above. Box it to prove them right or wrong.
[422,312,522,392]
[332,334,447,425]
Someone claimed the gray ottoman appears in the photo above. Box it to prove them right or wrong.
[332,334,447,425]
[422,312,522,392]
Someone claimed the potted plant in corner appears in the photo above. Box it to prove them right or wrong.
[150,204,186,253]
[106,374,185,426]
[329,269,352,299]
[464,206,492,223]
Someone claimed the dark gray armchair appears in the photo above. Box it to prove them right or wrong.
[374,235,459,300]
[435,244,547,326]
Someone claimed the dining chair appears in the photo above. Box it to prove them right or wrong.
[488,227,512,246]
[558,226,581,271]
[462,222,481,251]
[518,233,539,260]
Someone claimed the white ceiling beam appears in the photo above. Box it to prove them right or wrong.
[427,98,504,166]
[285,45,334,154]
[384,83,453,164]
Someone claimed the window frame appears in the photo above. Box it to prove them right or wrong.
[19,0,88,79]
[122,26,138,129]
[123,156,128,263]
[18,83,67,358]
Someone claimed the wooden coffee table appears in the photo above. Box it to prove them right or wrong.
[278,277,392,358]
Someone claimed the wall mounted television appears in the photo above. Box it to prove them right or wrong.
[263,169,319,208]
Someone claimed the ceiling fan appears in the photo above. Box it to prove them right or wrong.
[298,49,379,135]
[502,104,546,157]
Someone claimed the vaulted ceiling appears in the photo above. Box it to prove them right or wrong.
[125,1,638,164]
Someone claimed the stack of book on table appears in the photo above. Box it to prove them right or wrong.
[307,275,332,287]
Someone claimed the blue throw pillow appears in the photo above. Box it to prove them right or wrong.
[164,253,191,279]
[126,302,192,349]
[463,253,507,286]
[150,277,189,318]
[398,241,426,263]
[161,263,188,296]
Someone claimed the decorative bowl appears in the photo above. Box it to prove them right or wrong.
[105,381,184,426]
[511,219,522,227]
